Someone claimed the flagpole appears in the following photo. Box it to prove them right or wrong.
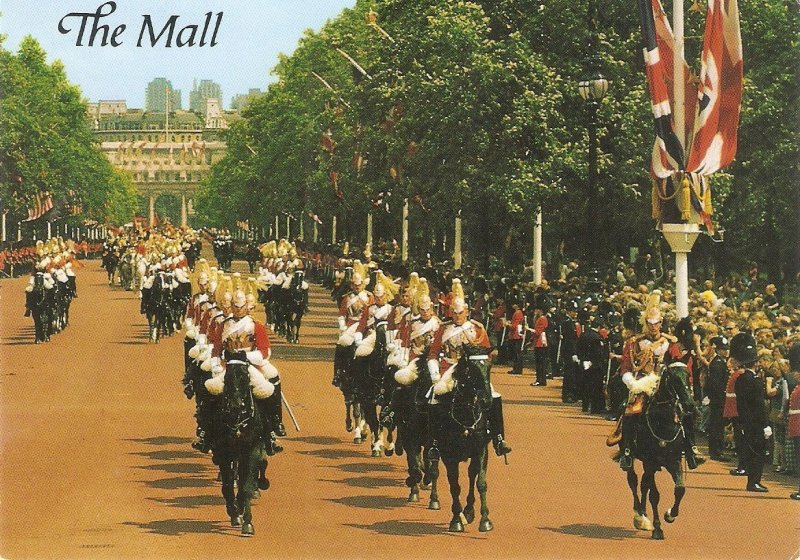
[401,198,409,263]
[673,0,685,159]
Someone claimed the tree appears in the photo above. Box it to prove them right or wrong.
[0,36,137,231]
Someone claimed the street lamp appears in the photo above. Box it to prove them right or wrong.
[578,0,608,267]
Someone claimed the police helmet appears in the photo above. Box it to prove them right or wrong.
[729,332,758,365]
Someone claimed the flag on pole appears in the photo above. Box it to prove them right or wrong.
[321,130,336,153]
[639,0,742,178]
[686,0,743,175]
[23,191,54,221]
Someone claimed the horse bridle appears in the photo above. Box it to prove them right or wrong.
[645,368,685,446]
[447,358,485,437]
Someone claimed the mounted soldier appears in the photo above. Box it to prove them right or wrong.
[426,296,512,458]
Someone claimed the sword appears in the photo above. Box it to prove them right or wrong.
[281,391,301,432]
[500,326,507,348]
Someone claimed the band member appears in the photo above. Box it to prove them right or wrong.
[616,305,674,471]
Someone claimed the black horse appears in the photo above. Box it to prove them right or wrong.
[387,356,442,509]
[283,271,308,344]
[102,250,119,285]
[625,364,692,540]
[352,320,389,457]
[432,346,494,532]
[210,359,268,537]
[25,274,51,343]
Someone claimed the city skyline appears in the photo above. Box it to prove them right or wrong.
[1,1,356,107]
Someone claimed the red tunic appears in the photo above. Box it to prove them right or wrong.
[253,320,271,357]
[509,310,525,341]
[788,384,800,438]
[532,314,548,347]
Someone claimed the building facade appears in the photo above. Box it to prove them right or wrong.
[90,101,237,226]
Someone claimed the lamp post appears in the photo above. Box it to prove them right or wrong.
[578,0,608,266]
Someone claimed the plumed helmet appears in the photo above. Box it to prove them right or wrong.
[373,283,386,298]
[451,297,467,315]
[351,272,364,287]
[418,294,433,311]
[233,288,247,309]
[729,332,758,365]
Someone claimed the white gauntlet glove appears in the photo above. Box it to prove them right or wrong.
[763,426,773,439]
[337,317,346,332]
[582,361,592,370]
[572,355,579,364]
[702,396,710,406]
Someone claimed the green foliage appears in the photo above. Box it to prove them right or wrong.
[0,36,137,228]
[197,0,798,279]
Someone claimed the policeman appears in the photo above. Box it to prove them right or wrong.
[730,332,771,492]
[704,336,730,461]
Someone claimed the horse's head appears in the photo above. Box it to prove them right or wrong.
[655,363,692,411]
[220,361,257,434]
[455,345,493,411]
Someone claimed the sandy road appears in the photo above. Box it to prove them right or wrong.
[1,259,798,560]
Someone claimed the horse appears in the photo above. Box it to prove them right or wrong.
[351,320,394,456]
[25,274,51,343]
[431,345,494,532]
[209,358,268,536]
[102,250,119,285]
[117,252,135,290]
[283,271,308,344]
[386,355,442,509]
[624,363,693,540]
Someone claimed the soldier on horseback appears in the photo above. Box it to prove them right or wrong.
[426,295,513,458]
[615,303,704,471]
[333,268,373,388]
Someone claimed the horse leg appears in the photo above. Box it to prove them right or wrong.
[477,446,493,532]
[628,465,651,530]
[444,458,464,532]
[644,466,664,540]
[344,399,354,433]
[384,424,395,457]
[220,461,241,526]
[664,462,686,523]
[463,454,480,524]
[239,446,261,536]
[365,405,382,457]
[405,435,422,503]
[427,450,441,510]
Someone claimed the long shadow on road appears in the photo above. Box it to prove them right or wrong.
[147,494,221,509]
[345,519,448,536]
[326,494,408,510]
[122,519,228,536]
[538,523,639,540]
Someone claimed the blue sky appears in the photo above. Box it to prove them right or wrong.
[1,0,356,108]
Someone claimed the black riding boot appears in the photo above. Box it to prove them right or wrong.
[270,379,287,437]
[333,345,345,387]
[192,391,213,454]
[488,396,512,456]
[257,400,283,455]
[618,415,636,471]
[428,404,443,462]
[682,412,706,469]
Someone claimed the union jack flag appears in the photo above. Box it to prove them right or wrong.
[638,0,742,178]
